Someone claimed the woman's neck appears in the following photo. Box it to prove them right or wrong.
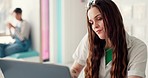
[105,38,112,49]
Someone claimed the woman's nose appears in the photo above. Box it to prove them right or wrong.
[94,22,99,28]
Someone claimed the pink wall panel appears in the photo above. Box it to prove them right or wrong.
[41,0,49,61]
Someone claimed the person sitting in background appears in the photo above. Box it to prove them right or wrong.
[70,0,147,78]
[0,8,31,57]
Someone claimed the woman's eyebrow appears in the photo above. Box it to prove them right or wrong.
[89,13,101,22]
[94,14,101,19]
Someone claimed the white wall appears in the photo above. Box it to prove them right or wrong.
[49,0,87,64]
[114,0,148,45]
[62,0,87,64]
[49,0,58,63]
[11,0,40,53]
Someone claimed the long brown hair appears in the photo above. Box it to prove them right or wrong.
[84,0,128,78]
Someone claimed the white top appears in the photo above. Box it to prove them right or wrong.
[73,33,147,78]
[10,20,30,41]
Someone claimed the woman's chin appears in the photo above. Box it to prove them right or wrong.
[98,35,105,39]
[99,37,105,39]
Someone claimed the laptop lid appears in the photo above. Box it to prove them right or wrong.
[0,59,71,78]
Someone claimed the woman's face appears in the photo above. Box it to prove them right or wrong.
[87,7,106,39]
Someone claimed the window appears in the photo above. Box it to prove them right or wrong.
[0,0,11,35]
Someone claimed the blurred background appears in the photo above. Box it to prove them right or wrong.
[0,0,40,62]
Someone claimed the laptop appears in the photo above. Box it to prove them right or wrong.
[0,59,72,78]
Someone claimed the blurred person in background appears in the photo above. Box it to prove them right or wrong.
[0,8,31,57]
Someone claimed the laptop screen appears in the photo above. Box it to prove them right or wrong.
[0,59,71,78]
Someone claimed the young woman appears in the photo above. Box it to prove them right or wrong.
[71,0,147,78]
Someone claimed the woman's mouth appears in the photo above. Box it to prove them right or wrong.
[96,29,102,34]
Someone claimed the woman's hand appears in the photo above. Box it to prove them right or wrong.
[70,61,84,78]
[128,76,142,78]
[70,69,80,78]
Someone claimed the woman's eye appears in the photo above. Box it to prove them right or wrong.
[97,17,103,20]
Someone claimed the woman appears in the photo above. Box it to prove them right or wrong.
[71,0,147,78]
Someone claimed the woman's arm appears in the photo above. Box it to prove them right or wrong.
[70,61,84,78]
[127,37,147,78]
[128,76,142,78]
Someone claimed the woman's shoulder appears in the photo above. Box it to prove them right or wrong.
[127,35,147,78]
[126,32,146,49]
[128,35,146,48]
[127,34,147,58]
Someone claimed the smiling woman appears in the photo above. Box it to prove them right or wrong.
[70,0,147,78]
[87,7,105,39]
